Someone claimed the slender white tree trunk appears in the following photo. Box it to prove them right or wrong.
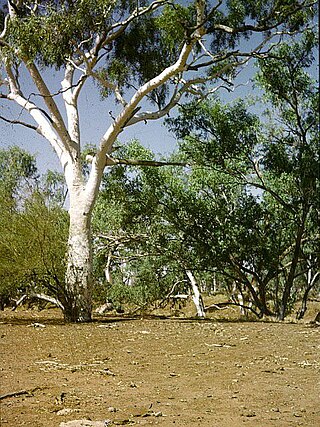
[104,251,113,284]
[186,270,206,318]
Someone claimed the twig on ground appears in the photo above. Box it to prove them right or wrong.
[0,387,43,400]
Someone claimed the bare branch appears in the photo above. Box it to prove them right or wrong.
[188,28,299,73]
[90,70,128,107]
[107,0,168,36]
[86,35,197,189]
[86,154,187,168]
[127,83,182,125]
[158,280,188,308]
[86,0,168,63]
[126,58,248,126]
[24,62,72,147]
[11,292,64,311]
[0,114,38,130]
[66,58,86,74]
[0,14,10,42]
[0,390,34,401]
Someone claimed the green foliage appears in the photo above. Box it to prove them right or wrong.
[256,31,317,104]
[1,0,314,109]
[0,146,38,196]
[91,33,319,318]
[167,98,259,172]
[155,3,196,51]
[256,34,319,207]
[1,1,317,319]
[41,170,67,206]
[0,189,68,306]
[7,0,120,66]
[0,147,68,307]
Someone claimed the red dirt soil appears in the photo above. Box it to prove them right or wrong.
[1,305,319,426]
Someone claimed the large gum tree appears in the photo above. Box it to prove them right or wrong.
[0,0,316,321]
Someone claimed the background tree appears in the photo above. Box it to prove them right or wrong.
[167,34,319,319]
[93,140,253,316]
[0,145,38,197]
[0,147,68,309]
[255,33,319,319]
[90,30,319,320]
[0,146,38,307]
[0,0,315,321]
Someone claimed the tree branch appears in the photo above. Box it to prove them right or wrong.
[250,158,297,214]
[106,0,168,40]
[12,292,64,311]
[86,25,200,197]
[0,14,10,43]
[0,114,38,130]
[24,62,73,148]
[86,154,187,168]
[126,56,249,127]
[212,1,316,35]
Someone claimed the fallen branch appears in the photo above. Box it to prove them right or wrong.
[205,302,230,312]
[158,280,188,309]
[127,302,150,315]
[207,300,263,317]
[0,390,29,400]
[0,387,42,400]
[11,294,28,310]
[12,292,64,311]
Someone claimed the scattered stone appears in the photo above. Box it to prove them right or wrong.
[112,419,132,425]
[28,323,46,328]
[108,406,117,413]
[102,368,116,376]
[55,392,67,405]
[57,408,78,416]
[241,410,256,418]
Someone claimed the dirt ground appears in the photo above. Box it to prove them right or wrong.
[1,303,320,427]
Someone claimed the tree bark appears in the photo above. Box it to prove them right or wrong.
[64,189,94,322]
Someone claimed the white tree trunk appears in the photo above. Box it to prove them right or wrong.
[64,185,94,322]
[104,251,113,284]
[186,270,206,318]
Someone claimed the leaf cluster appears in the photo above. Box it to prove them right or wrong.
[167,98,259,171]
